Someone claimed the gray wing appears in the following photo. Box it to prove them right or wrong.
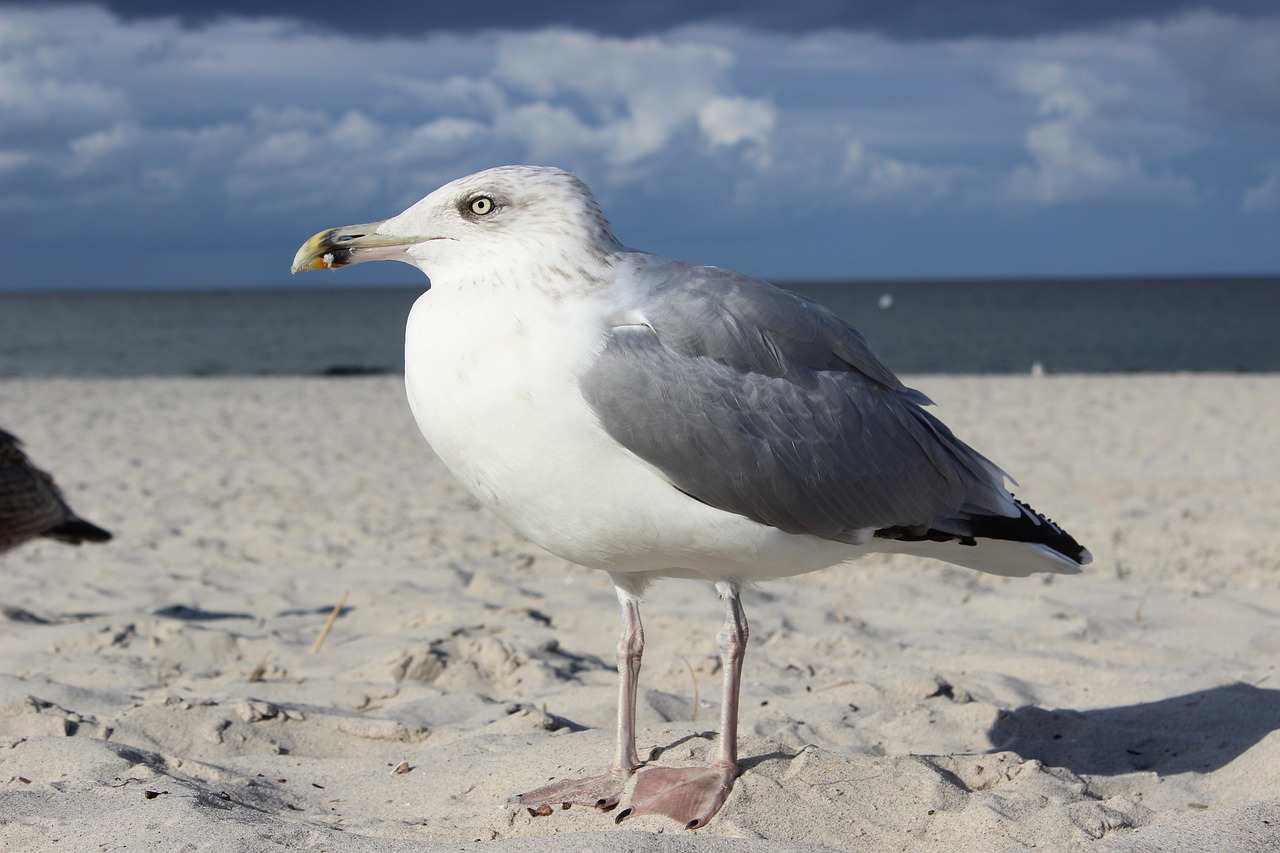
[579,263,1016,544]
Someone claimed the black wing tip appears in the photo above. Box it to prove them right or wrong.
[875,498,1090,567]
[44,519,113,546]
[975,498,1089,565]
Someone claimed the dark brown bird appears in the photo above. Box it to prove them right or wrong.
[0,429,112,553]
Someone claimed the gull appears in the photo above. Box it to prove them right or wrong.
[292,165,1090,828]
[0,430,112,553]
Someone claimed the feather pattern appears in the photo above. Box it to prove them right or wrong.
[0,430,112,553]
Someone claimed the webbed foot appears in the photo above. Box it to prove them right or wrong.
[518,769,631,815]
[615,763,736,828]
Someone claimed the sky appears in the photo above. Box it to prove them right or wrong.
[1,1,1278,290]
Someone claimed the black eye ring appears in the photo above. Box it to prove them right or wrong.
[469,196,495,216]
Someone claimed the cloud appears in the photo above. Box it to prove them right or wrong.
[699,97,775,148]
[840,139,952,205]
[0,10,775,200]
[0,5,1276,286]
[996,57,1197,205]
[1152,11,1280,123]
[1242,160,1280,213]
[492,30,774,168]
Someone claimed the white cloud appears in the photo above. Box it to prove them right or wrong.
[389,117,489,164]
[0,7,122,97]
[1151,11,1280,123]
[67,123,135,171]
[0,6,1251,217]
[993,54,1197,206]
[698,97,775,150]
[0,150,32,172]
[328,111,382,152]
[1242,160,1280,213]
[495,101,600,164]
[0,6,1275,285]
[841,139,951,204]
[236,128,316,172]
[0,74,125,128]
[493,30,775,168]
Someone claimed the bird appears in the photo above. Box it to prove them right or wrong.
[292,165,1090,829]
[0,430,112,553]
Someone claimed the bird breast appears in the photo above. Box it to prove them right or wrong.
[403,283,651,562]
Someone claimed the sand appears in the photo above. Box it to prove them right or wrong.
[0,374,1277,852]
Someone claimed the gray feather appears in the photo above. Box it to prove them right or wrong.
[579,261,1016,543]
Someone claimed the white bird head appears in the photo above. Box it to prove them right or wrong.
[291,165,622,289]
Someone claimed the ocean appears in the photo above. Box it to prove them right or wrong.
[1,277,1276,377]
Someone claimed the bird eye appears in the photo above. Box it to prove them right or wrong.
[469,196,495,216]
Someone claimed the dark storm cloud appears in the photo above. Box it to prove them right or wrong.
[10,0,1279,38]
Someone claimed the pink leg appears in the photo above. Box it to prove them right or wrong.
[618,581,747,828]
[518,590,644,814]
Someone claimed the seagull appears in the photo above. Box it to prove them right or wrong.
[0,430,112,553]
[292,165,1090,829]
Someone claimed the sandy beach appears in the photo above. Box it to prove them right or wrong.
[1,373,1277,851]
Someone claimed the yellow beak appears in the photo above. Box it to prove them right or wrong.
[290,222,419,273]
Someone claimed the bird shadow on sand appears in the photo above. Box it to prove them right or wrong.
[987,682,1280,776]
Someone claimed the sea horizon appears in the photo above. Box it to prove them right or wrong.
[2,275,1278,378]
[2,271,1277,297]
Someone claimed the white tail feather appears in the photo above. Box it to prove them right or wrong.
[880,537,1090,578]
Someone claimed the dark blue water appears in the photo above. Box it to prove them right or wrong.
[0,278,1276,377]
[793,277,1280,374]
